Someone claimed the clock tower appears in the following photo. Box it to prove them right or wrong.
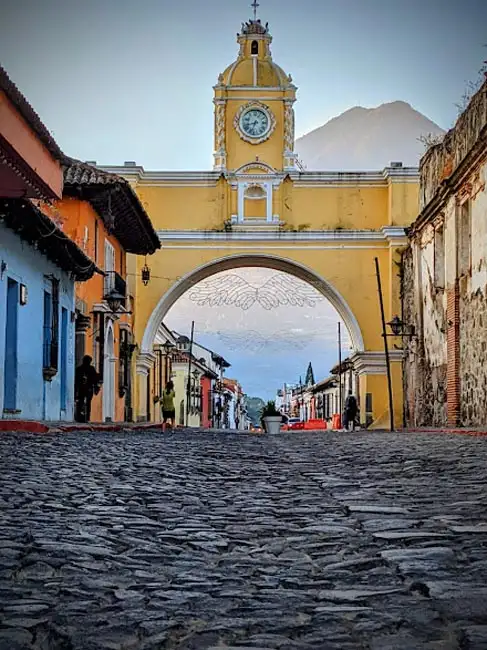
[213,11,298,175]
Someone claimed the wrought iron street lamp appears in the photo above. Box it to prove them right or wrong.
[106,289,125,313]
[386,315,416,339]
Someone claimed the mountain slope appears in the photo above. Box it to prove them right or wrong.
[294,101,444,170]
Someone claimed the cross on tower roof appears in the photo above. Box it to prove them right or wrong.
[251,0,259,20]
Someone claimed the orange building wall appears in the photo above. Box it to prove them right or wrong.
[0,90,63,198]
[54,196,131,422]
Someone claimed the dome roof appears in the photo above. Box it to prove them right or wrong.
[221,58,289,87]
[216,18,293,89]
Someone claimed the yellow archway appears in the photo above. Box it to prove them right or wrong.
[101,12,418,428]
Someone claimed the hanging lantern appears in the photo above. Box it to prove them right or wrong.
[141,258,151,286]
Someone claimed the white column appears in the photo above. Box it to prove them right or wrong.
[266,182,273,222]
[135,352,156,422]
[238,183,245,223]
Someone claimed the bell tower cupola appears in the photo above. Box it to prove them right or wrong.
[213,1,298,173]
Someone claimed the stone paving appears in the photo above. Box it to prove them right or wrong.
[1,429,487,650]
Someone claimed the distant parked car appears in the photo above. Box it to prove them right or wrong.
[287,417,303,430]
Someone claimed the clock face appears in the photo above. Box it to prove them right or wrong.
[240,108,270,138]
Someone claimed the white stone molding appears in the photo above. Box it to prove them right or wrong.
[233,101,276,145]
[157,229,392,242]
[141,253,365,354]
[382,226,408,247]
[98,166,419,188]
[236,180,274,222]
[351,351,404,375]
[292,168,420,187]
[228,174,284,189]
[244,184,267,199]
[233,161,277,175]
[283,99,295,156]
[136,352,156,376]
[213,99,227,172]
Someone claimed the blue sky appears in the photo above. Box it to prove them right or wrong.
[165,269,351,400]
[1,0,484,399]
[0,0,485,170]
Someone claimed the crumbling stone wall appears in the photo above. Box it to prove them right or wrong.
[406,75,487,428]
[459,287,487,425]
[420,78,487,209]
[402,246,448,427]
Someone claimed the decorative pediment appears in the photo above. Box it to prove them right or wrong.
[234,161,276,175]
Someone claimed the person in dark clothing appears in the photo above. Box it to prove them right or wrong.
[343,390,358,431]
[75,355,100,422]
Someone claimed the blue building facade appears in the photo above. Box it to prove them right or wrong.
[0,200,97,422]
[0,65,98,423]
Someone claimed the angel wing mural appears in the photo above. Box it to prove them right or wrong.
[188,272,323,311]
[215,329,317,354]
[188,274,257,310]
[256,274,322,309]
[216,330,269,353]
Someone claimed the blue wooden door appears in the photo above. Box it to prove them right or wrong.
[60,307,68,411]
[3,278,19,411]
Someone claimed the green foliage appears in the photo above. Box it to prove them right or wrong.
[260,400,280,426]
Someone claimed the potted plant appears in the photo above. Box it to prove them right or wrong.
[261,400,282,435]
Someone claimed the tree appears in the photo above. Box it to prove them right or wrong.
[305,362,315,387]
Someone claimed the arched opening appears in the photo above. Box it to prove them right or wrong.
[251,40,259,55]
[142,254,363,354]
[140,254,365,429]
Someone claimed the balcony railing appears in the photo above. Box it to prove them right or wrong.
[103,271,126,308]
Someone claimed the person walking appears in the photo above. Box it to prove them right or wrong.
[160,381,176,431]
[74,355,100,422]
[343,390,358,432]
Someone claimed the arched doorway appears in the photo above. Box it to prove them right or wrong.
[103,321,115,422]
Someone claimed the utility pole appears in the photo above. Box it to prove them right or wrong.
[185,320,195,427]
[299,375,304,421]
[374,257,394,432]
[338,322,342,424]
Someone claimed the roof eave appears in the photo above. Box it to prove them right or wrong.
[0,198,99,281]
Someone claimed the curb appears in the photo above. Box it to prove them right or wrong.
[0,420,50,434]
[0,421,163,434]
[404,428,487,437]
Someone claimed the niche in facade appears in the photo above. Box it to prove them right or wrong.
[244,183,267,219]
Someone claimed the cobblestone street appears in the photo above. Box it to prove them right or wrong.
[1,430,487,650]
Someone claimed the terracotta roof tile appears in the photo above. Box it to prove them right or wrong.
[62,158,160,255]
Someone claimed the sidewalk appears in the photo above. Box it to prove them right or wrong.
[404,427,487,437]
[0,421,251,434]
[0,420,164,434]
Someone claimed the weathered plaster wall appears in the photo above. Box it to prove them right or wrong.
[458,162,487,425]
[402,242,447,427]
[403,77,487,428]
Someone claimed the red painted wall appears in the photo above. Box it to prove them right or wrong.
[201,377,212,428]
